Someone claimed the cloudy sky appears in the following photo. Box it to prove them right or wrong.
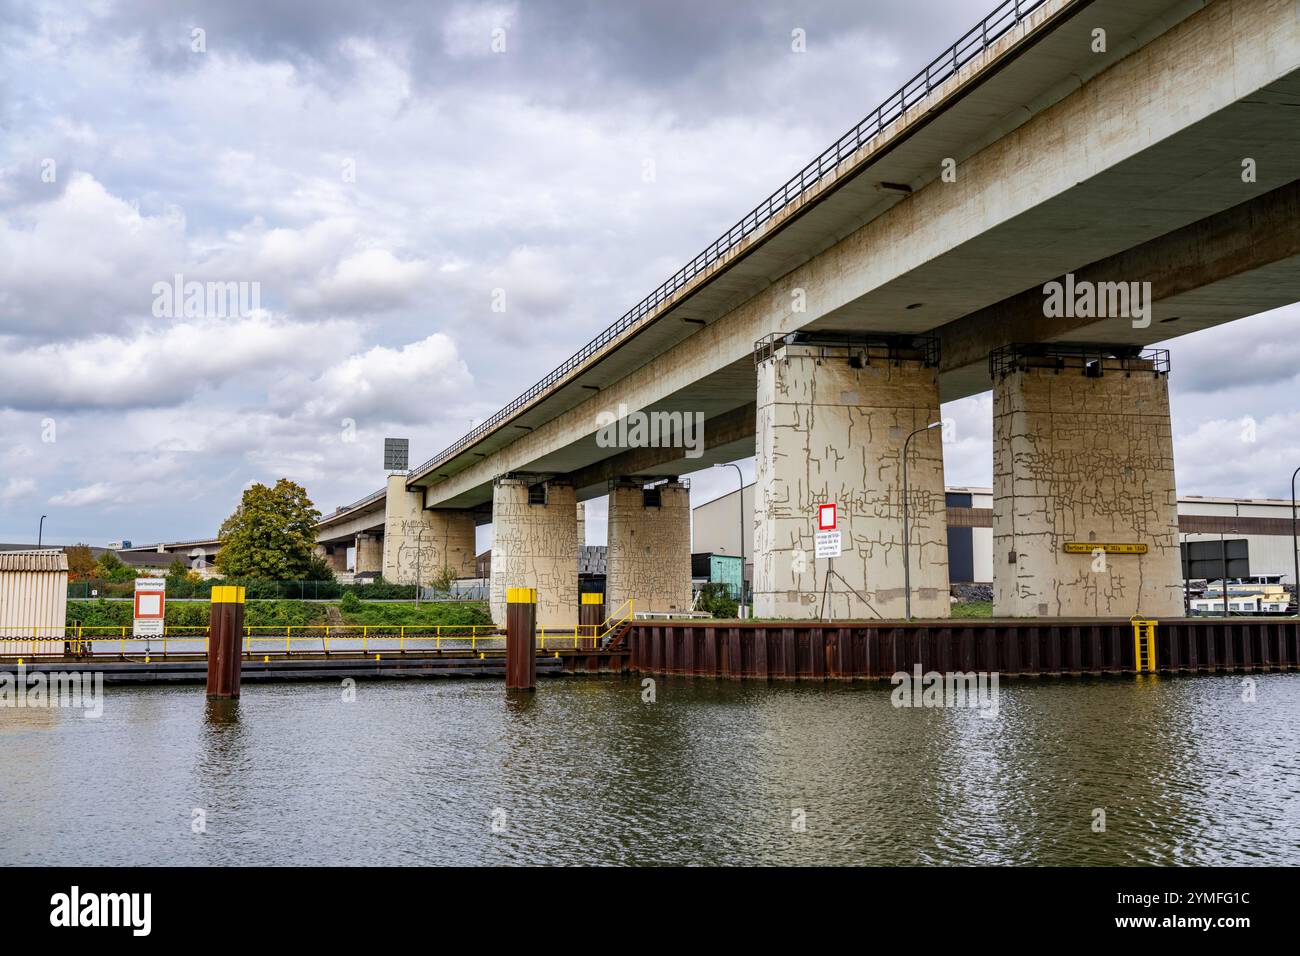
[2,0,1298,550]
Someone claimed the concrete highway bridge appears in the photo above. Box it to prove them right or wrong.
[306,0,1300,626]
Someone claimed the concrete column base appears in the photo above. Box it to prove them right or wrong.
[314,544,349,573]
[754,339,950,620]
[354,532,383,575]
[381,474,476,585]
[992,348,1184,618]
[606,478,692,614]
[490,477,579,628]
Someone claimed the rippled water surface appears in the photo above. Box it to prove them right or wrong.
[2,673,1298,865]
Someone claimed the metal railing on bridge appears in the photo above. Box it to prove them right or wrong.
[408,0,1050,481]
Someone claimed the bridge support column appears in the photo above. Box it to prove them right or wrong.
[991,346,1184,618]
[315,544,348,573]
[606,478,692,615]
[490,477,579,628]
[380,474,476,586]
[754,337,950,619]
[354,532,383,575]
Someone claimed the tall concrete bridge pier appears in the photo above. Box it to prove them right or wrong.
[311,0,1300,625]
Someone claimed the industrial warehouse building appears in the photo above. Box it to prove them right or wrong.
[690,485,1300,590]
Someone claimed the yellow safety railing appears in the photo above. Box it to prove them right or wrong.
[537,599,634,651]
[1131,618,1157,673]
[0,624,506,659]
[3,612,639,658]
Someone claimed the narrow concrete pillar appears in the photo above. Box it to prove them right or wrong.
[606,478,692,615]
[490,477,578,628]
[992,346,1183,617]
[380,474,475,585]
[354,532,383,574]
[754,337,950,619]
[314,544,348,573]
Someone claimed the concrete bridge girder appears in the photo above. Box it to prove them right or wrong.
[409,0,1300,515]
[315,0,1300,621]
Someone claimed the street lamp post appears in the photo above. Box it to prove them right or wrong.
[902,422,942,621]
[38,515,47,548]
[1291,466,1299,615]
[415,526,426,607]
[1180,532,1190,613]
[714,463,746,608]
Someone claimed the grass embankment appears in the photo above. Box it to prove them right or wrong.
[67,598,492,630]
[950,600,993,619]
[335,596,491,628]
[67,599,328,629]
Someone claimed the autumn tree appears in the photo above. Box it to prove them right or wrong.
[66,544,97,580]
[216,479,321,580]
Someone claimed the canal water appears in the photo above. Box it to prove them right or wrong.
[2,673,1297,865]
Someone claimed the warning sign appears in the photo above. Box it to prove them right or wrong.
[818,503,837,531]
[133,578,166,637]
[815,530,842,559]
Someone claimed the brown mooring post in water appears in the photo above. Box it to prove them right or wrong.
[206,585,246,699]
[505,587,537,690]
[579,592,604,648]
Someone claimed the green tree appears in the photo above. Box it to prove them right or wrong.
[95,549,138,582]
[697,583,739,619]
[304,553,337,582]
[216,479,321,580]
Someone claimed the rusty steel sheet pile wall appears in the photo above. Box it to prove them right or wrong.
[624,620,1300,680]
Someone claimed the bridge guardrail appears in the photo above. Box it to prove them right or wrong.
[408,0,1049,481]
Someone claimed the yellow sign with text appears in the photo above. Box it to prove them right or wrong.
[1063,542,1148,555]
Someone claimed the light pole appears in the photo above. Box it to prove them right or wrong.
[38,515,46,548]
[1180,532,1190,614]
[414,526,426,607]
[714,462,746,606]
[1291,466,1299,615]
[902,422,942,621]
